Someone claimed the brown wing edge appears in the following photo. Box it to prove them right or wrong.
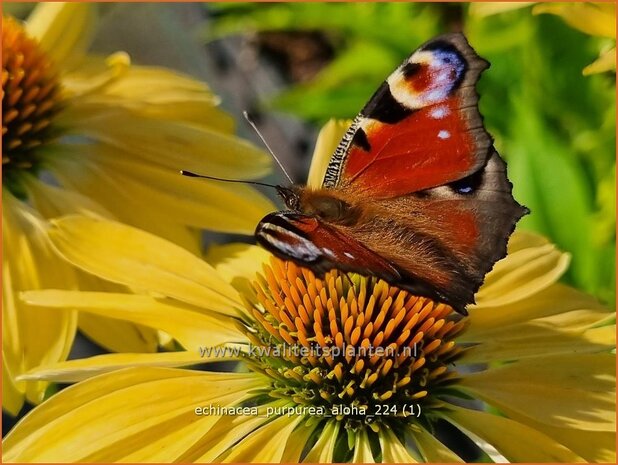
[394,149,529,314]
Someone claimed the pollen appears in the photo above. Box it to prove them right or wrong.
[2,17,63,179]
[245,257,467,430]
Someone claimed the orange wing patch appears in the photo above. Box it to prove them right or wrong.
[342,98,484,197]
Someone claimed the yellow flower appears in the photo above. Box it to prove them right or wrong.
[533,2,615,75]
[3,123,615,462]
[2,3,274,414]
[469,2,616,75]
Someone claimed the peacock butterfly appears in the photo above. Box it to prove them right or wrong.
[255,33,528,315]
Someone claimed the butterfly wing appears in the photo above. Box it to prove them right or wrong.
[255,211,402,281]
[318,32,526,311]
[255,210,472,314]
[334,149,527,313]
[256,33,527,314]
[323,33,492,198]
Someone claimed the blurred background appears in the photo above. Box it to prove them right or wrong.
[4,1,615,436]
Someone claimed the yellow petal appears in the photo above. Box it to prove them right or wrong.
[221,414,304,463]
[468,282,606,331]
[118,412,217,463]
[458,353,616,431]
[78,65,236,133]
[469,2,535,18]
[62,53,131,98]
[70,267,239,354]
[47,216,242,316]
[585,324,617,344]
[2,356,25,416]
[206,243,271,298]
[70,146,275,235]
[84,98,236,134]
[583,47,616,75]
[507,229,550,252]
[443,404,584,462]
[307,119,351,188]
[3,367,263,462]
[63,105,271,180]
[352,428,375,463]
[50,153,203,254]
[17,351,215,383]
[475,241,570,307]
[379,426,419,462]
[513,419,616,463]
[24,176,112,219]
[533,3,616,38]
[280,422,317,462]
[21,178,161,354]
[25,2,96,65]
[22,290,244,351]
[97,66,220,104]
[2,192,78,405]
[412,426,464,462]
[460,309,615,363]
[184,406,274,462]
[78,312,159,354]
[303,419,340,462]
[88,400,224,463]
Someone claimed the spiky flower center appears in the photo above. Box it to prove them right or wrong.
[246,258,466,431]
[2,17,63,192]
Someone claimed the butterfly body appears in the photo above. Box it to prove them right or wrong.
[256,33,528,315]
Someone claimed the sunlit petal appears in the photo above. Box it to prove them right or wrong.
[307,119,350,188]
[17,351,217,383]
[24,176,111,219]
[583,47,616,75]
[459,353,616,431]
[475,238,570,307]
[47,216,242,315]
[78,312,159,354]
[221,414,305,463]
[63,105,271,180]
[25,2,95,65]
[3,367,264,462]
[379,426,419,462]
[512,419,616,463]
[469,282,606,330]
[2,357,25,416]
[61,52,131,99]
[280,423,317,462]
[2,193,78,405]
[22,290,245,351]
[57,145,275,234]
[352,428,375,463]
[460,308,615,362]
[49,152,203,253]
[469,2,534,18]
[206,243,272,300]
[444,404,584,462]
[303,420,340,463]
[77,66,236,133]
[186,408,273,462]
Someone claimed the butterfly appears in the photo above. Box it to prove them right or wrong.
[254,33,528,315]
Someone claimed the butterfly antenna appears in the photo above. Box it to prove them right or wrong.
[243,111,294,184]
[179,170,279,190]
